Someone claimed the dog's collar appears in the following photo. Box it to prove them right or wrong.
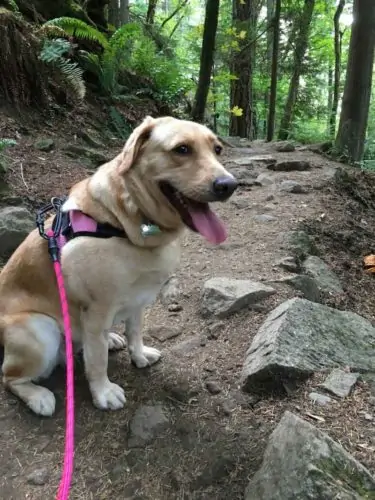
[54,209,163,250]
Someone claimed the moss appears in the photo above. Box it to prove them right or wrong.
[317,454,375,499]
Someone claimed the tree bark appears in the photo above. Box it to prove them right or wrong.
[263,0,274,137]
[329,0,345,138]
[191,0,220,123]
[278,0,315,140]
[119,0,129,24]
[327,63,333,134]
[229,0,261,138]
[108,0,119,28]
[146,0,158,25]
[266,0,281,142]
[335,0,375,163]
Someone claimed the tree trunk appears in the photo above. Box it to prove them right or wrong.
[278,0,315,140]
[327,63,333,135]
[266,0,281,142]
[263,0,274,137]
[108,0,119,28]
[191,0,220,123]
[229,0,260,138]
[119,0,129,24]
[335,0,375,164]
[329,0,345,138]
[146,0,158,25]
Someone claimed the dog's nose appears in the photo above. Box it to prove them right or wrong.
[212,176,238,200]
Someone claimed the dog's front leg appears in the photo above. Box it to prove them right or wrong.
[126,308,161,368]
[82,308,126,410]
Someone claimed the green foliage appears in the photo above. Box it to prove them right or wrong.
[42,17,108,48]
[108,106,132,139]
[39,38,85,100]
[0,138,16,152]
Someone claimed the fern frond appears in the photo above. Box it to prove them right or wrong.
[4,0,19,13]
[43,17,109,49]
[36,25,67,39]
[57,59,86,100]
[0,138,17,152]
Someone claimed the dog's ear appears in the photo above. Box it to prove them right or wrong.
[118,115,155,174]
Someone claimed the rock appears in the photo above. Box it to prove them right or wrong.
[159,275,180,305]
[26,468,49,486]
[302,256,344,295]
[275,141,295,153]
[276,256,300,273]
[170,336,202,356]
[255,173,274,186]
[245,411,375,500]
[64,144,110,166]
[279,275,321,302]
[279,180,306,193]
[77,129,104,149]
[320,369,359,398]
[283,230,317,259]
[205,380,222,395]
[308,392,333,406]
[168,303,183,312]
[201,278,275,318]
[234,155,276,168]
[34,138,54,152]
[242,298,375,392]
[268,159,311,171]
[0,206,34,257]
[148,325,182,342]
[128,404,169,448]
[230,167,257,187]
[253,214,277,222]
[207,321,224,340]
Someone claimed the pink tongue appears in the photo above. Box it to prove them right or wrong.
[188,206,227,244]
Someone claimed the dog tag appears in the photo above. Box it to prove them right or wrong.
[140,222,162,237]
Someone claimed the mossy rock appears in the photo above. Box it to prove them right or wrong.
[64,144,109,167]
[34,138,55,152]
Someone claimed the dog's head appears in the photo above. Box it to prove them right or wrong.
[117,116,237,244]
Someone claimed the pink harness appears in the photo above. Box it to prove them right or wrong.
[36,198,127,500]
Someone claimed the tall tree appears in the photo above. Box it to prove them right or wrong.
[108,0,119,28]
[278,0,315,140]
[266,0,281,142]
[191,0,220,123]
[329,0,345,138]
[146,0,158,25]
[119,0,129,24]
[229,0,261,138]
[335,0,375,164]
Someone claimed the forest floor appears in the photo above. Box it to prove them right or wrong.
[1,103,375,499]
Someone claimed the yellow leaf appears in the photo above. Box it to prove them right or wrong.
[238,30,247,39]
[231,106,243,117]
[239,0,246,4]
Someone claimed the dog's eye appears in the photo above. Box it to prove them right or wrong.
[173,144,192,155]
[214,145,222,155]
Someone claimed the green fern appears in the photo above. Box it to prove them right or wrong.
[4,0,20,13]
[43,17,108,49]
[0,138,17,152]
[40,38,86,100]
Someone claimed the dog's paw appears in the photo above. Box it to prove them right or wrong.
[27,387,56,417]
[131,346,162,368]
[91,380,126,411]
[108,332,126,351]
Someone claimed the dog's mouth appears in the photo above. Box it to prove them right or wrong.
[160,182,227,244]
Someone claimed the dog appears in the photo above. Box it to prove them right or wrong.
[0,116,237,416]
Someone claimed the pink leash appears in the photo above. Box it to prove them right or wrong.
[46,228,75,500]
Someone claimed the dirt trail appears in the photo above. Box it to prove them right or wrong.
[1,124,375,500]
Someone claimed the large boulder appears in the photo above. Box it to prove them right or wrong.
[201,278,275,318]
[242,297,375,392]
[245,411,375,499]
[0,206,34,258]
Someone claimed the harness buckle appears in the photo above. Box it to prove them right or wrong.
[36,196,67,261]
